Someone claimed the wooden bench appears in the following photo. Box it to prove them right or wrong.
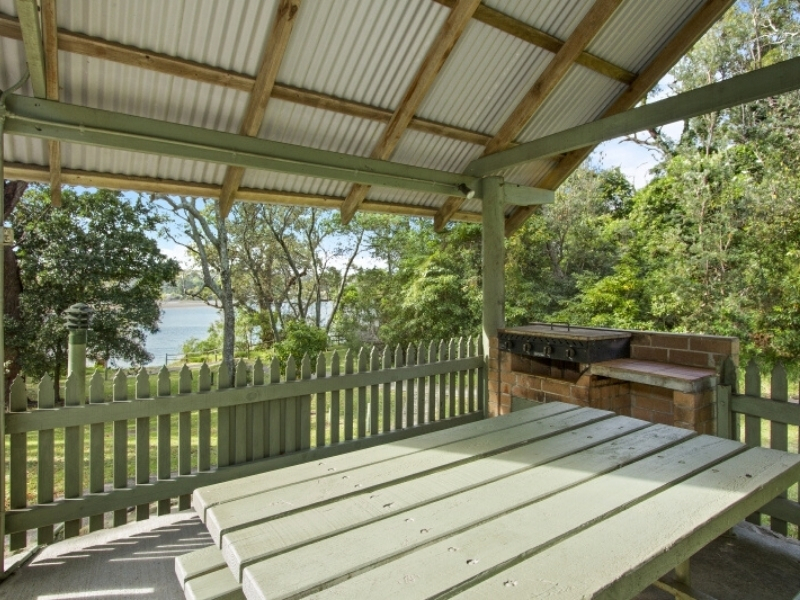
[177,402,800,600]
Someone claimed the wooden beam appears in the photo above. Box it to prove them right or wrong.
[339,0,482,224]
[434,0,622,231]
[14,0,46,97]
[468,56,800,176]
[433,1,634,84]
[219,0,300,217]
[0,12,491,148]
[41,0,61,207]
[504,0,736,236]
[3,162,484,223]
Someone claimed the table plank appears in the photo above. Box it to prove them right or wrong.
[457,447,800,600]
[223,418,679,580]
[205,407,612,543]
[250,436,742,599]
[242,435,740,600]
[194,401,575,520]
[184,567,244,600]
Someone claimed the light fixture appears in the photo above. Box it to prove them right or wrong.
[457,183,475,199]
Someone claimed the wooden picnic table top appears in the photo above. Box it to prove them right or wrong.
[178,402,800,600]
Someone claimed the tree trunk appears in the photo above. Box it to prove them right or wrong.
[3,181,27,394]
[216,213,236,384]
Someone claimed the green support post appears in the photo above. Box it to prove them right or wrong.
[481,177,505,415]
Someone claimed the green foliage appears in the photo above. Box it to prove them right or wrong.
[8,187,180,378]
[272,320,328,368]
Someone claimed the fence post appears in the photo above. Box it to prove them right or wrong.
[716,357,737,440]
[64,303,93,404]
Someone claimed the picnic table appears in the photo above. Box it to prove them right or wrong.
[176,401,800,600]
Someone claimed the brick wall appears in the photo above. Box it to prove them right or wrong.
[630,331,738,369]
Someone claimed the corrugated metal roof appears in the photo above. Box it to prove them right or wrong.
[588,0,703,73]
[0,0,722,222]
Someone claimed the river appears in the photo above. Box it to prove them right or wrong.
[142,302,220,366]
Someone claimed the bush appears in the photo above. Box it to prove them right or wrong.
[273,320,328,370]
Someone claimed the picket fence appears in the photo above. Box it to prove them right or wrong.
[717,358,800,538]
[5,338,485,552]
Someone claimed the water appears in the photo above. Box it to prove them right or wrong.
[142,302,220,365]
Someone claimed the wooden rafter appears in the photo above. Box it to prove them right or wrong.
[41,0,61,207]
[503,0,736,236]
[339,0,482,224]
[0,12,490,147]
[218,0,300,217]
[433,0,635,84]
[14,0,45,97]
[3,162,483,223]
[434,0,622,231]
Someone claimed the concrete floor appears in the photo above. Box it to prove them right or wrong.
[0,512,210,600]
[0,515,798,600]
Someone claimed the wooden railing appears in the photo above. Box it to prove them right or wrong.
[4,338,484,553]
[717,357,800,538]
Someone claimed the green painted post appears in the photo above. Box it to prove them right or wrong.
[65,303,93,403]
[482,177,505,416]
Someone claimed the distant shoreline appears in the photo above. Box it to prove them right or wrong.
[160,299,219,310]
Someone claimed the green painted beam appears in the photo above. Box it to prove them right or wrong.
[14,0,46,98]
[466,56,800,177]
[3,96,555,204]
[501,182,554,206]
[3,95,479,199]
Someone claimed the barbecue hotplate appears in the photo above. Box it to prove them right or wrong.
[498,323,631,363]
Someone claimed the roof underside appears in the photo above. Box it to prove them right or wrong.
[0,0,729,227]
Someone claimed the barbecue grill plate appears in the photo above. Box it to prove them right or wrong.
[498,324,631,363]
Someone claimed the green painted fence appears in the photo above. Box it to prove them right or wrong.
[717,357,800,538]
[4,338,485,554]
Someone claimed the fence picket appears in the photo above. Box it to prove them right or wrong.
[299,355,312,451]
[285,357,298,452]
[252,358,266,460]
[89,370,107,530]
[316,352,327,448]
[416,342,426,426]
[382,346,391,433]
[427,341,436,423]
[468,337,477,413]
[64,372,84,536]
[198,362,212,472]
[406,344,416,428]
[357,349,368,438]
[37,374,55,544]
[394,345,403,430]
[217,362,232,468]
[370,348,380,435]
[744,359,762,525]
[112,369,128,527]
[330,352,341,444]
[344,350,354,441]
[770,362,789,535]
[458,337,467,415]
[235,359,248,464]
[438,340,446,420]
[9,376,28,550]
[448,339,457,417]
[135,368,152,521]
[268,357,281,457]
[476,337,485,412]
[178,364,193,510]
[157,366,172,516]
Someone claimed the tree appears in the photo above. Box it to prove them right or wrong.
[3,179,29,388]
[7,187,180,394]
[158,196,237,381]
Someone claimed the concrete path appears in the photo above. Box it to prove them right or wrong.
[0,512,212,600]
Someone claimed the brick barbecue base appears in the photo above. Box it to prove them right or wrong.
[488,330,738,435]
